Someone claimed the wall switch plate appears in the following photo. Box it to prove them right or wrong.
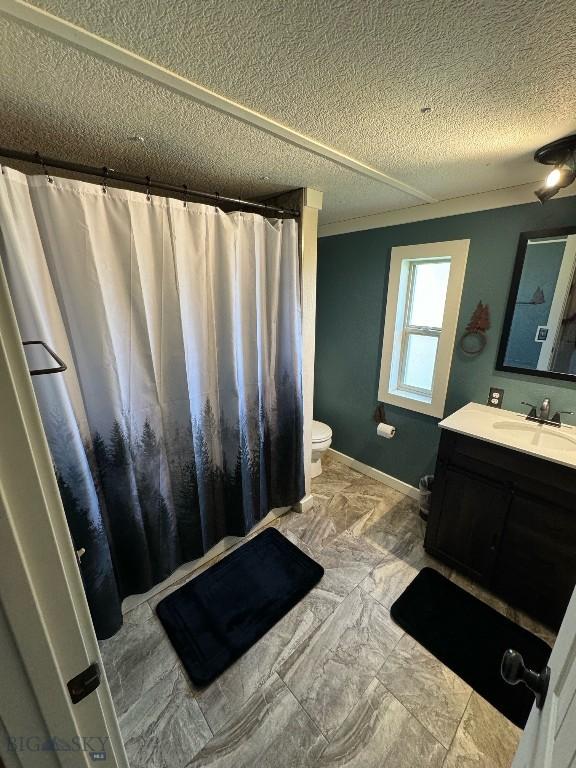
[487,387,504,408]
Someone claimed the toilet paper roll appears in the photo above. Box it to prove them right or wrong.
[377,422,396,439]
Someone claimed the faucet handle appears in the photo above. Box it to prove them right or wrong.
[521,401,537,419]
[551,411,574,425]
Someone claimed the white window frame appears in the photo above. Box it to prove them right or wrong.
[378,239,469,418]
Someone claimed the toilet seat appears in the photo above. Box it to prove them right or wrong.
[312,420,332,444]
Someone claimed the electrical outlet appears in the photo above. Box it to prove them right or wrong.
[487,387,504,408]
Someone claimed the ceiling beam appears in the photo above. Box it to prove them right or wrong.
[0,0,437,204]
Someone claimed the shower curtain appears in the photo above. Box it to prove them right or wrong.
[0,167,304,639]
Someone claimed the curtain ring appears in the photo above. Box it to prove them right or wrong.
[36,151,53,184]
[182,184,188,208]
[145,175,151,202]
[101,166,109,194]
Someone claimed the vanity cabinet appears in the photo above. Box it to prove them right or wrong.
[425,429,576,629]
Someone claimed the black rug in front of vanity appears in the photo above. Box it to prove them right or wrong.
[156,528,324,687]
[390,568,552,728]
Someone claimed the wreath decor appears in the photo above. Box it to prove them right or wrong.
[460,301,490,356]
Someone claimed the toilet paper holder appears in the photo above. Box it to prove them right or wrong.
[373,403,396,438]
[373,403,387,424]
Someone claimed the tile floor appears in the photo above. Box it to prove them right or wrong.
[100,452,556,768]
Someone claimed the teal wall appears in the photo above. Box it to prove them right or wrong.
[314,196,576,488]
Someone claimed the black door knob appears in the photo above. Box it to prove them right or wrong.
[501,649,550,709]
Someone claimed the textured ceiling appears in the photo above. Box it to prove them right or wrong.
[1,0,576,224]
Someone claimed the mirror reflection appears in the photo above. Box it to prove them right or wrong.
[499,231,576,378]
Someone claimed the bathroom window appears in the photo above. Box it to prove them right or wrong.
[378,239,469,418]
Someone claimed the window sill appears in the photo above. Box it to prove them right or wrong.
[382,388,443,419]
[390,387,432,404]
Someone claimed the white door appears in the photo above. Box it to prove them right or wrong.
[537,235,576,372]
[0,262,128,768]
[512,585,576,767]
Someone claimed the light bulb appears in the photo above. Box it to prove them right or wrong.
[545,168,562,188]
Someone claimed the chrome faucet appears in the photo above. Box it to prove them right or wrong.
[539,398,551,421]
[522,398,574,426]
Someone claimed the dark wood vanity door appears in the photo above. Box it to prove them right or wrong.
[426,429,576,630]
[493,492,576,629]
[427,466,510,584]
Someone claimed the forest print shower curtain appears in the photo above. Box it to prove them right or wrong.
[0,167,304,638]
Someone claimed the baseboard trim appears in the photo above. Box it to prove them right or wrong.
[328,448,420,500]
[294,494,314,513]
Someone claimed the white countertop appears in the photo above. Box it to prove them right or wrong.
[439,402,576,471]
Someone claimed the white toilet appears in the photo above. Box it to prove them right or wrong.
[311,420,332,478]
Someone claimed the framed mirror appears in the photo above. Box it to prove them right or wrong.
[497,227,576,381]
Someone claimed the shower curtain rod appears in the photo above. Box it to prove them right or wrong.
[0,147,300,217]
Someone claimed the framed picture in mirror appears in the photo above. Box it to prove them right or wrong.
[497,226,576,381]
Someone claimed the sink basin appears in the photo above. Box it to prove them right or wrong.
[492,420,576,452]
[439,402,576,470]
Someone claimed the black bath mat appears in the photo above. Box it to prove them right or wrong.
[156,527,324,686]
[390,568,552,728]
